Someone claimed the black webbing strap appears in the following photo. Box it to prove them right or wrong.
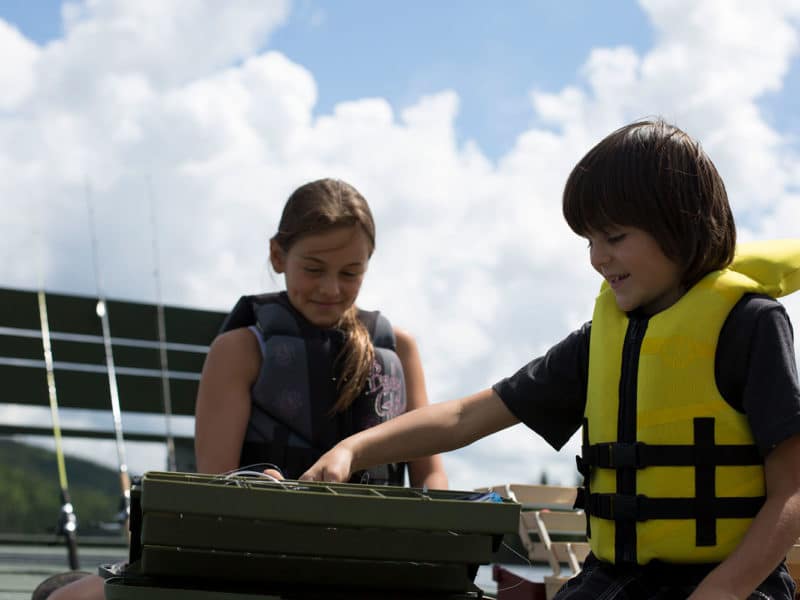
[694,418,716,545]
[575,418,591,539]
[582,416,766,551]
[584,493,764,522]
[581,440,761,469]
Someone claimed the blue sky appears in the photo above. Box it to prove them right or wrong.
[2,1,796,161]
[1,0,654,159]
[269,1,654,158]
[0,1,798,489]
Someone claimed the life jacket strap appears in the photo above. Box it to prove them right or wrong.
[581,441,761,469]
[585,493,764,522]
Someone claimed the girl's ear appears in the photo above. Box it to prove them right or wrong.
[269,239,286,273]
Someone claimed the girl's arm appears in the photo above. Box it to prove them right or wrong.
[194,328,261,474]
[688,433,800,599]
[393,328,448,489]
[300,386,520,483]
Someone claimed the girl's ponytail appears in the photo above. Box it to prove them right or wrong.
[332,305,375,413]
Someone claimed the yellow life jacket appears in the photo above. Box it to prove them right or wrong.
[580,239,800,565]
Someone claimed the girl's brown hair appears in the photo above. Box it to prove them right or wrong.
[562,119,736,288]
[272,178,376,413]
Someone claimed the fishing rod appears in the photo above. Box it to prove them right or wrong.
[84,181,131,530]
[147,175,177,472]
[36,282,80,569]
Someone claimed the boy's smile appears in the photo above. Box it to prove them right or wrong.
[587,226,684,315]
[606,273,630,289]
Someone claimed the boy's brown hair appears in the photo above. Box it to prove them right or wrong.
[562,118,736,287]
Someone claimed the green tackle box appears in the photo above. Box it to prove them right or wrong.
[104,575,487,600]
[124,471,520,595]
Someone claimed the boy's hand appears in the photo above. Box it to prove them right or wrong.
[300,445,355,483]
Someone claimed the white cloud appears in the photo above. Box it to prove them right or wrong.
[57,0,290,90]
[0,0,798,492]
[0,20,40,109]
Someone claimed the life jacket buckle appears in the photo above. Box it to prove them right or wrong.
[609,442,644,469]
[610,493,644,521]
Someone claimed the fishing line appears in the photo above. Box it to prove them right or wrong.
[35,216,80,570]
[84,180,131,529]
[215,463,289,488]
[447,529,532,595]
[146,175,177,472]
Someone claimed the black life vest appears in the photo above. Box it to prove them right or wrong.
[220,292,407,485]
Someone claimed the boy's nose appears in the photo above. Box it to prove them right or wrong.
[590,244,609,270]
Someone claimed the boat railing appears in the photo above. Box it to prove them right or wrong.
[0,285,227,570]
[476,483,588,599]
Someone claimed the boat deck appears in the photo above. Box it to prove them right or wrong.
[0,544,508,600]
[0,543,127,600]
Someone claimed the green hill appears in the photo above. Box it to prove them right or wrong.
[0,438,126,537]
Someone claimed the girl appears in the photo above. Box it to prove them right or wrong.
[302,121,800,599]
[43,178,447,600]
[194,177,448,488]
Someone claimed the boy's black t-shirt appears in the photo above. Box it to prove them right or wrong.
[493,293,800,456]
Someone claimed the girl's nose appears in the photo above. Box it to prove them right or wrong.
[319,274,340,297]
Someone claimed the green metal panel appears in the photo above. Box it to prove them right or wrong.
[0,364,47,404]
[120,474,510,597]
[162,305,227,346]
[0,334,42,360]
[0,330,207,373]
[104,576,484,600]
[0,286,226,345]
[141,513,495,563]
[163,347,207,373]
[131,472,519,593]
[104,578,284,600]
[0,288,40,329]
[140,473,520,535]
[0,424,192,443]
[50,337,106,365]
[0,367,198,415]
[139,546,477,593]
[104,300,160,341]
[45,292,104,336]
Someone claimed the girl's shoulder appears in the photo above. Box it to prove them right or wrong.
[391,326,417,356]
[208,327,262,366]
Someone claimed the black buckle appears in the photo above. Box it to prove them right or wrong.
[573,486,586,510]
[611,494,640,520]
[590,493,645,521]
[608,442,643,468]
[576,454,588,476]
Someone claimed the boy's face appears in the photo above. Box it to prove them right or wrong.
[587,226,683,315]
[270,225,371,327]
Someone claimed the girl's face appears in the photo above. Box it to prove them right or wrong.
[271,225,371,327]
[587,226,684,315]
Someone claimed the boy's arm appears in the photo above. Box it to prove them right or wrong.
[688,433,800,599]
[393,327,449,490]
[300,388,520,483]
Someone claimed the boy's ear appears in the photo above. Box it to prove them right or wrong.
[269,239,285,273]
